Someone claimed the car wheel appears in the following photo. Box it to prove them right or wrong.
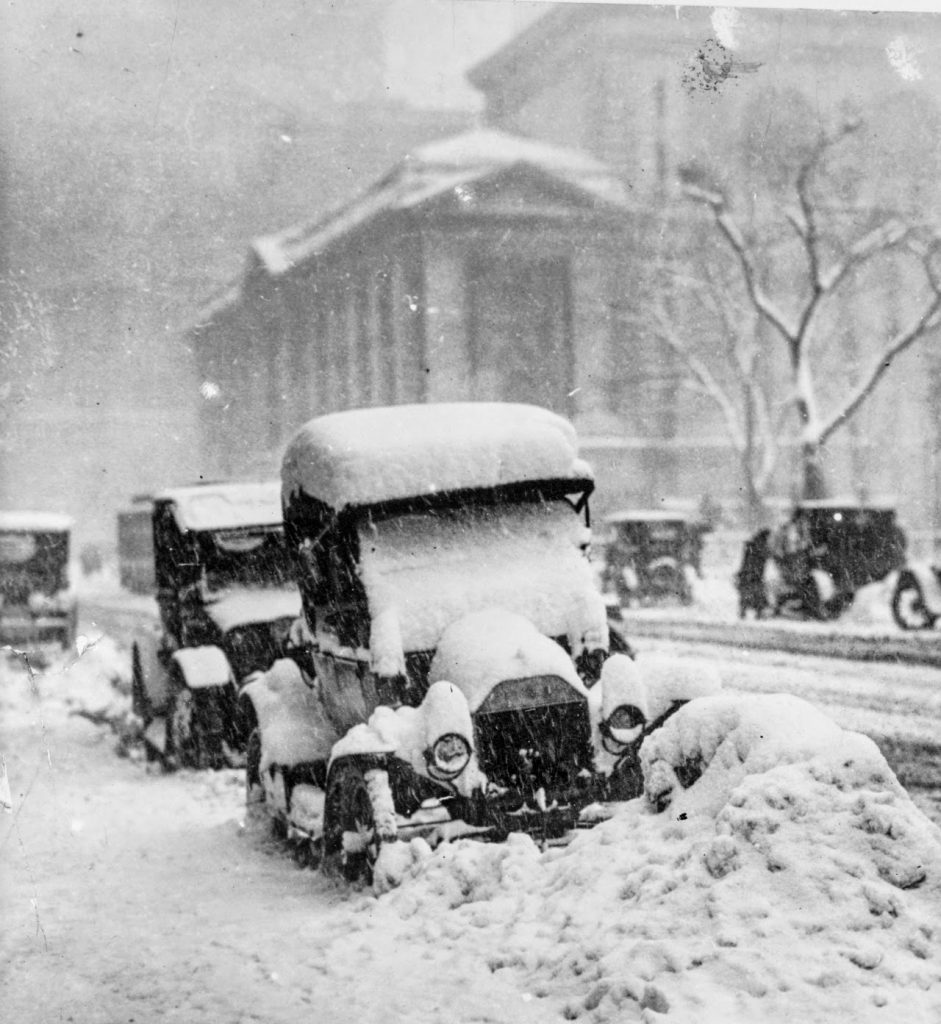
[892,577,933,630]
[165,683,216,769]
[245,728,265,806]
[323,763,381,885]
[131,644,150,722]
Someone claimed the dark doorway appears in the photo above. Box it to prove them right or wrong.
[467,256,574,415]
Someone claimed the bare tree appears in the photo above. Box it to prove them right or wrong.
[642,259,786,527]
[683,120,941,500]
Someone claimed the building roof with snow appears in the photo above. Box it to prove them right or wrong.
[249,129,631,277]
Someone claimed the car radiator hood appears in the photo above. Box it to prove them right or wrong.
[427,608,588,713]
[204,586,301,633]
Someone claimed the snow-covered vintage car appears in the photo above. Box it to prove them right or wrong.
[0,511,77,650]
[241,403,695,882]
[131,481,301,768]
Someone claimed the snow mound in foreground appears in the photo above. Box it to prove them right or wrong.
[372,694,941,1023]
[1,633,131,729]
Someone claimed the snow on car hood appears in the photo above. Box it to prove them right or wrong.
[428,609,586,712]
[281,402,591,510]
[204,586,300,633]
[357,500,608,675]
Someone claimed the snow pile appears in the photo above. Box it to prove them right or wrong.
[359,501,607,660]
[841,576,898,628]
[1,632,131,730]
[282,402,588,510]
[366,693,941,1022]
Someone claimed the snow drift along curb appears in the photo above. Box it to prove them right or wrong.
[621,616,941,668]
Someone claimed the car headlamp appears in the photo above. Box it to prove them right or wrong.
[425,732,472,781]
[600,704,646,753]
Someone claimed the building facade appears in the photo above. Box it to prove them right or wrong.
[191,5,941,531]
[192,131,637,487]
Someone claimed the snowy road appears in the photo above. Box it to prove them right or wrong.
[0,676,548,1024]
[634,637,941,748]
[3,640,941,1024]
[3,614,941,1022]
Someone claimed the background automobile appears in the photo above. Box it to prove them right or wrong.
[242,403,695,884]
[131,481,300,768]
[599,510,707,608]
[0,510,76,650]
[736,500,907,620]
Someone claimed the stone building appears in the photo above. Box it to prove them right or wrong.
[191,4,941,531]
[466,4,941,528]
[192,131,635,482]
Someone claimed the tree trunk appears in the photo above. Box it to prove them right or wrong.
[801,441,828,500]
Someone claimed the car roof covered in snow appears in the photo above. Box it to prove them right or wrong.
[282,403,592,512]
[604,510,691,525]
[155,481,283,532]
[795,499,896,512]
[0,511,73,532]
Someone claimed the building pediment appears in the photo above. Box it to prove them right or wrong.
[248,129,631,277]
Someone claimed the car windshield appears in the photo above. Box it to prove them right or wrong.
[0,531,69,600]
[196,528,294,593]
[356,498,602,656]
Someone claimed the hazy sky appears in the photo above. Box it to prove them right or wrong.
[383,0,547,108]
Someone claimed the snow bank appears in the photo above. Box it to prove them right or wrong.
[642,692,871,818]
[1,632,131,730]
[363,693,941,1023]
[281,403,589,510]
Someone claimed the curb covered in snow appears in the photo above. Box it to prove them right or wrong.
[621,616,941,668]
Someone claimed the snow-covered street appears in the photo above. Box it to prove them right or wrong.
[3,616,940,1024]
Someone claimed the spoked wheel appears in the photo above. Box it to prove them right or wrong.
[130,644,150,722]
[245,728,265,809]
[892,578,934,630]
[323,763,382,885]
[166,681,222,769]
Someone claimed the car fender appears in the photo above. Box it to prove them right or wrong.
[901,562,941,615]
[242,658,339,773]
[328,683,485,797]
[170,645,234,690]
[133,625,170,713]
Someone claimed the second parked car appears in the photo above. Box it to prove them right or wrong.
[131,481,301,768]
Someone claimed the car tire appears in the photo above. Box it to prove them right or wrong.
[892,577,933,630]
[131,644,150,722]
[323,762,381,885]
[166,682,220,770]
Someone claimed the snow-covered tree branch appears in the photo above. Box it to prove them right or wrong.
[682,119,941,499]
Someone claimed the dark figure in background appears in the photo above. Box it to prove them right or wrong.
[735,528,771,618]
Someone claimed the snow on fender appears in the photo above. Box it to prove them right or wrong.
[329,682,485,796]
[242,658,339,772]
[170,646,233,689]
[640,692,855,818]
[638,654,723,728]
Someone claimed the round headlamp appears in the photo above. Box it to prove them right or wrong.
[600,704,646,753]
[426,733,471,781]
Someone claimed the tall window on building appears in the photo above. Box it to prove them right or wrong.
[466,256,574,415]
